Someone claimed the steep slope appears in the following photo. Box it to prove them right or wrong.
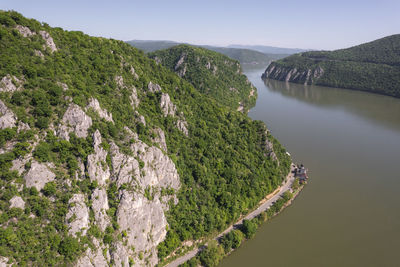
[126,40,287,66]
[262,35,400,97]
[0,11,290,266]
[149,44,257,112]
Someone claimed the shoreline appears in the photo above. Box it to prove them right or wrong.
[163,163,305,267]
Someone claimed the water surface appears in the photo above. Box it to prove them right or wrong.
[219,69,400,267]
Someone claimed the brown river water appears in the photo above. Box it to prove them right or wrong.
[219,69,400,267]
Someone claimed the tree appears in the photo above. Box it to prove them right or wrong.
[241,219,257,239]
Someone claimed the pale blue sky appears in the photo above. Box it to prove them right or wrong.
[1,0,399,50]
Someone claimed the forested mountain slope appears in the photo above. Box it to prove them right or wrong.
[126,40,287,66]
[149,45,257,112]
[262,35,400,97]
[0,11,290,266]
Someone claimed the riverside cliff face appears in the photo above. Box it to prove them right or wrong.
[262,63,324,85]
[262,35,400,98]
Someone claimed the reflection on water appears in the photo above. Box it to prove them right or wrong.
[219,69,400,267]
[265,79,400,133]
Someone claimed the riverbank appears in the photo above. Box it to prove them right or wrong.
[163,163,305,267]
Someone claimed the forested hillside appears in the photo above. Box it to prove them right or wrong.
[149,45,257,112]
[262,35,400,97]
[127,40,287,66]
[0,11,290,266]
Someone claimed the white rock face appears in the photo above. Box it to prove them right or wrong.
[24,161,56,191]
[0,75,22,93]
[15,25,35,37]
[9,196,25,209]
[130,66,139,80]
[130,86,139,109]
[160,93,176,117]
[110,135,180,266]
[58,104,92,141]
[113,191,168,266]
[176,120,189,137]
[77,238,108,267]
[147,81,161,93]
[151,128,167,152]
[175,54,186,70]
[87,130,110,186]
[17,122,30,133]
[66,194,89,237]
[91,188,110,231]
[39,30,57,52]
[0,99,17,129]
[87,98,114,123]
[0,256,10,267]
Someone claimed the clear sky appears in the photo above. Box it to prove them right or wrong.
[1,0,399,50]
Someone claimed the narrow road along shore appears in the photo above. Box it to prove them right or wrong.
[165,163,296,267]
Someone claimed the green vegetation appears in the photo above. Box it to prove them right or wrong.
[126,40,287,66]
[181,189,297,267]
[264,34,400,97]
[0,11,290,265]
[149,44,257,111]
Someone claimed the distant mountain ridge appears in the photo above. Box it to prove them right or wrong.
[126,40,289,66]
[228,44,308,55]
[262,34,400,98]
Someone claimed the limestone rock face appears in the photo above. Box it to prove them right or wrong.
[66,194,89,237]
[58,104,92,141]
[0,99,17,129]
[34,50,44,59]
[130,86,139,109]
[91,188,110,231]
[147,81,161,93]
[151,127,167,152]
[87,130,110,186]
[39,30,57,52]
[160,93,176,117]
[87,98,114,123]
[0,75,22,93]
[76,238,108,267]
[130,66,139,80]
[109,134,180,266]
[177,120,189,136]
[264,130,278,163]
[15,25,35,37]
[24,161,56,191]
[113,191,168,267]
[262,63,325,86]
[57,82,69,91]
[0,256,10,267]
[9,196,25,209]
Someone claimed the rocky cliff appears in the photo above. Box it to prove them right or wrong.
[262,35,400,97]
[0,11,290,266]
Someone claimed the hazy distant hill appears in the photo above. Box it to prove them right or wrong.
[262,34,400,97]
[228,44,308,55]
[127,40,288,66]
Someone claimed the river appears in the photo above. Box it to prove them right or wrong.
[219,68,400,267]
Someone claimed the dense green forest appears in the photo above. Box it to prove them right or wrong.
[149,45,257,111]
[263,34,400,97]
[126,40,287,66]
[0,11,290,266]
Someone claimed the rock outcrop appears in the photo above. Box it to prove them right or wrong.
[76,238,108,267]
[9,196,25,209]
[176,120,189,137]
[39,30,57,52]
[87,130,110,186]
[24,160,56,191]
[66,194,89,237]
[151,128,167,152]
[0,75,22,93]
[87,98,114,123]
[91,188,110,231]
[58,104,92,141]
[262,63,325,85]
[0,99,17,129]
[15,25,35,37]
[147,81,162,93]
[160,93,176,117]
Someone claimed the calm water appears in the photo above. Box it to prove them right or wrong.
[219,69,400,267]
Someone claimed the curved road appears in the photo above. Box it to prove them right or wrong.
[166,164,296,267]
